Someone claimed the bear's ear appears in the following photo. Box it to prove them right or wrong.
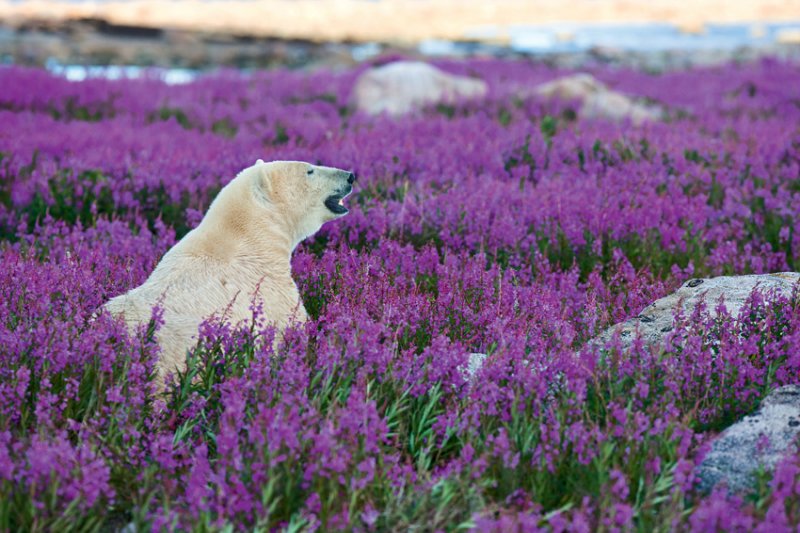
[256,158,265,165]
[255,161,274,200]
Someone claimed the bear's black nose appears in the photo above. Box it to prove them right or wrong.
[347,172,356,184]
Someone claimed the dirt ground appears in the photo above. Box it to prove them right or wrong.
[2,0,799,44]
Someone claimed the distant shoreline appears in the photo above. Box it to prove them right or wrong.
[1,1,799,71]
[2,0,800,44]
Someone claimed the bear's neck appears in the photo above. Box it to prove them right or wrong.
[185,219,295,281]
[189,197,295,273]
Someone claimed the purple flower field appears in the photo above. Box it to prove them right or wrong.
[1,58,800,531]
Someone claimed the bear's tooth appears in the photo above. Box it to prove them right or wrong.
[338,199,344,206]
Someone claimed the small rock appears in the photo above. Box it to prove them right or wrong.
[696,384,800,494]
[118,523,137,533]
[350,60,488,116]
[462,352,488,380]
[533,72,662,124]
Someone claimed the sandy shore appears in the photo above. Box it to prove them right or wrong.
[2,0,800,44]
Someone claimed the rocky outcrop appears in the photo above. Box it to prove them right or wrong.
[466,273,800,378]
[593,273,800,494]
[594,272,800,352]
[351,61,488,116]
[696,385,800,494]
[533,73,663,124]
[1,18,362,70]
[463,273,800,495]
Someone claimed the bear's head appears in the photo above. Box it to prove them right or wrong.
[252,160,355,245]
[198,160,355,252]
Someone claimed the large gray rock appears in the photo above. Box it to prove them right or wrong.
[533,73,663,124]
[461,273,800,496]
[594,272,800,352]
[595,272,800,494]
[351,61,488,116]
[696,385,800,494]
[466,273,800,374]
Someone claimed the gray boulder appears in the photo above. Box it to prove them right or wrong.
[594,272,799,352]
[696,384,800,494]
[593,273,800,494]
[461,274,800,495]
[351,61,488,116]
[533,73,663,124]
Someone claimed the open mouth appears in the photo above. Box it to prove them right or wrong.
[324,194,349,215]
[324,187,353,215]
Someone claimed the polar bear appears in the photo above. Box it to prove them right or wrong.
[105,160,355,383]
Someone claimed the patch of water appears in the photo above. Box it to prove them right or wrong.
[45,60,197,84]
[463,21,800,54]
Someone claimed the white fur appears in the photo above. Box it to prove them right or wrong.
[105,160,352,384]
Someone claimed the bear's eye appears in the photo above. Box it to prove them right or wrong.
[307,169,314,175]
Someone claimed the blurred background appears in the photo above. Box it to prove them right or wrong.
[1,0,799,80]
